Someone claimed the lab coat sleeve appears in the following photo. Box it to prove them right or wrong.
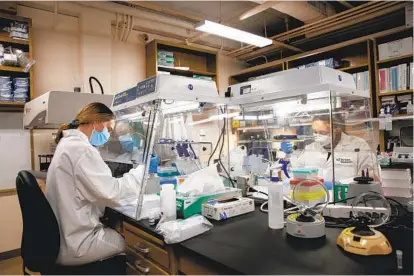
[74,148,145,207]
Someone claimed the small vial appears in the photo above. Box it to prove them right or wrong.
[396,250,403,271]
[149,215,155,226]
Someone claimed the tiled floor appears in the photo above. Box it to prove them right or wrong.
[0,257,23,275]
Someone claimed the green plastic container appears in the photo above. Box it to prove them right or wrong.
[334,184,348,202]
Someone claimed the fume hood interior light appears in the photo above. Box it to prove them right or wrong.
[234,115,257,121]
[195,20,273,48]
[258,114,274,120]
[163,102,200,115]
[189,112,239,126]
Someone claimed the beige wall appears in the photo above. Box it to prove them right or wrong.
[0,195,23,253]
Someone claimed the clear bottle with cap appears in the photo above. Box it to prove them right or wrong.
[407,101,413,115]
[385,106,393,131]
[160,183,176,222]
[268,176,284,229]
[379,108,386,130]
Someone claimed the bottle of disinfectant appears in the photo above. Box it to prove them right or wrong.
[268,176,284,229]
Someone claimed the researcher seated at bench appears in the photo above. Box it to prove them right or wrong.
[46,102,145,273]
[282,112,379,182]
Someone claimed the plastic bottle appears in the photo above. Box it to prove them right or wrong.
[407,101,413,115]
[385,106,393,131]
[160,184,176,221]
[379,108,386,130]
[268,177,284,229]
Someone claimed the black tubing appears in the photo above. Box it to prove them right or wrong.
[89,76,104,94]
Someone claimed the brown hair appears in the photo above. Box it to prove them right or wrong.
[55,102,114,144]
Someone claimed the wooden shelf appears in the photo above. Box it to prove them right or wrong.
[0,65,25,73]
[147,39,218,88]
[339,63,368,71]
[392,114,413,118]
[0,35,29,45]
[0,101,25,112]
[378,89,413,97]
[157,66,216,77]
[377,54,413,64]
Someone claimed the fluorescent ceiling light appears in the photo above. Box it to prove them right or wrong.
[195,20,272,48]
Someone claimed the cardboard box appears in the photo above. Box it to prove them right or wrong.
[378,37,413,60]
[202,197,255,221]
[176,188,242,219]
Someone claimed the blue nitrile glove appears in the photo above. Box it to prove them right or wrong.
[149,156,159,173]
[281,141,293,154]
[119,134,135,152]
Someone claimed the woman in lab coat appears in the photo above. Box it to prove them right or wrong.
[46,102,144,273]
[283,114,378,183]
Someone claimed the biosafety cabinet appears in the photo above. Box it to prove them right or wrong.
[224,66,379,187]
[103,67,380,218]
[100,75,232,219]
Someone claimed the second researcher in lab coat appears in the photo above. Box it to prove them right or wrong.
[284,114,378,182]
[46,102,144,269]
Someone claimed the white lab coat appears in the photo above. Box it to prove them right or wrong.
[46,129,144,265]
[295,133,378,182]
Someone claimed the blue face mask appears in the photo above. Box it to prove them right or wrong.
[119,134,136,152]
[90,126,110,147]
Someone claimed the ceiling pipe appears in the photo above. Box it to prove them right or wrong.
[239,1,279,21]
[237,2,407,60]
[125,15,133,42]
[123,1,204,22]
[229,1,400,58]
[76,1,195,31]
[337,1,354,9]
[114,12,119,41]
[228,1,380,56]
[236,2,404,60]
[120,14,127,42]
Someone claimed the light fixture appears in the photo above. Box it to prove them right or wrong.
[195,20,272,48]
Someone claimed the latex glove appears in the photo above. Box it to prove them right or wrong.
[280,141,293,154]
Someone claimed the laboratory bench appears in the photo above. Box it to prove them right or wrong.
[105,207,413,275]
[32,170,412,275]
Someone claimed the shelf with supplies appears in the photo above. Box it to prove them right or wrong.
[378,89,413,97]
[0,35,29,46]
[0,101,25,111]
[0,12,33,114]
[147,39,218,88]
[377,54,413,65]
[0,65,26,73]
[157,66,216,77]
[373,27,413,151]
[338,63,369,72]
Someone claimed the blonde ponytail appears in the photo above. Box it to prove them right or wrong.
[55,102,114,144]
